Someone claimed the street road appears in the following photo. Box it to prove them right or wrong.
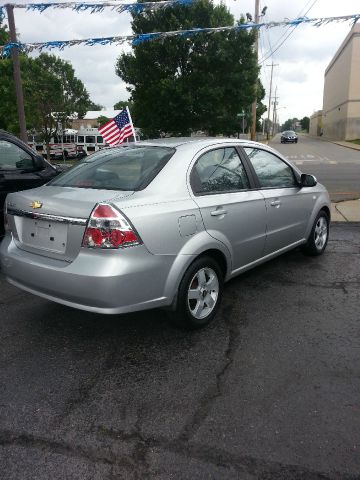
[1,223,360,479]
[270,135,360,202]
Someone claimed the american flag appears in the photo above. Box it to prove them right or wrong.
[98,108,135,146]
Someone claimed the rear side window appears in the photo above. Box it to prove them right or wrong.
[191,147,250,195]
[48,146,175,191]
[244,148,296,188]
[0,140,33,171]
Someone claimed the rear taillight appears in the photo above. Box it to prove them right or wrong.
[82,203,141,249]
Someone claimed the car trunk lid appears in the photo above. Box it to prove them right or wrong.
[6,186,134,262]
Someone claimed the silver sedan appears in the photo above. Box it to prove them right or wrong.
[0,138,330,329]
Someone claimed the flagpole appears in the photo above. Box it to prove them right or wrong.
[126,106,137,143]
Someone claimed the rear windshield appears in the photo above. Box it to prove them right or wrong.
[48,146,175,191]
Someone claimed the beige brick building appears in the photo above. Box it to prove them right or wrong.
[309,110,323,136]
[322,24,360,140]
[70,110,121,130]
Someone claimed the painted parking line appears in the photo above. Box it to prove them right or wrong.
[286,154,338,165]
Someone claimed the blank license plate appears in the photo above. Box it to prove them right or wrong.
[21,218,68,254]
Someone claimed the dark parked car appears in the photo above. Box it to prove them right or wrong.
[281,130,298,143]
[0,130,61,238]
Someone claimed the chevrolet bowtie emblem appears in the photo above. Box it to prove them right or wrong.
[30,201,42,209]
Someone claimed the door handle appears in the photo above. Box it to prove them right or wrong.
[210,208,228,216]
[270,199,281,207]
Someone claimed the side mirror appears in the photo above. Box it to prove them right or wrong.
[33,155,45,170]
[300,173,317,187]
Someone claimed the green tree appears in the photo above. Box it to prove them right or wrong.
[0,21,9,43]
[82,101,104,114]
[300,116,310,132]
[97,115,110,126]
[281,117,299,131]
[116,0,263,137]
[113,100,134,112]
[0,23,19,132]
[0,45,98,157]
[26,54,95,157]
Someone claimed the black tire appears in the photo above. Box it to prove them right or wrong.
[169,256,224,330]
[302,210,329,256]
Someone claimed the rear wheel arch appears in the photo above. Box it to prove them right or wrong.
[164,246,230,309]
[198,248,228,278]
[168,254,225,329]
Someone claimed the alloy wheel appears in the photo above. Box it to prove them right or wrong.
[314,216,328,251]
[187,267,219,319]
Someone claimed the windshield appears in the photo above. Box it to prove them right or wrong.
[283,131,296,135]
[48,145,175,191]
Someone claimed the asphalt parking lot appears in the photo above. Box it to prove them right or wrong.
[0,223,359,480]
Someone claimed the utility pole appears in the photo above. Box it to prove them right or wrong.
[6,5,27,143]
[250,0,260,141]
[266,61,278,140]
[271,85,278,136]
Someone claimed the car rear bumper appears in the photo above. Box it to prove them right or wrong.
[0,235,176,314]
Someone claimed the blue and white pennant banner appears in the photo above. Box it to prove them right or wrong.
[1,0,193,16]
[1,12,360,56]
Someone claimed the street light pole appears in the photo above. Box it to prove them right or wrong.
[250,0,260,141]
[6,5,27,143]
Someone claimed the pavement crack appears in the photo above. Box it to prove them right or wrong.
[92,411,151,480]
[0,429,131,468]
[4,427,357,479]
[246,278,360,292]
[56,343,119,426]
[133,408,151,480]
[94,428,358,480]
[176,300,241,443]
[162,440,357,480]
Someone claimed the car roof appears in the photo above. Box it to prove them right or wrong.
[109,137,267,150]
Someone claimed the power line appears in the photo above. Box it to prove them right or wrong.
[259,0,319,64]
[265,0,315,54]
[259,0,318,63]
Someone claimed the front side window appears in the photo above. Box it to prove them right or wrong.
[48,146,175,191]
[0,140,33,171]
[191,147,250,194]
[244,148,296,188]
[77,136,84,143]
[97,136,104,144]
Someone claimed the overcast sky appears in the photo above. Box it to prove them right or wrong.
[7,0,360,124]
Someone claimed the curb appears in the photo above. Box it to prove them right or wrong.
[331,199,360,223]
[330,141,360,152]
[305,134,360,152]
